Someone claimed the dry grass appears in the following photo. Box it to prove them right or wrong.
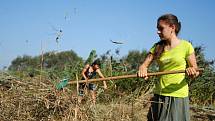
[0,73,214,121]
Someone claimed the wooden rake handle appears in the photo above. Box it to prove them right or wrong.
[68,68,204,85]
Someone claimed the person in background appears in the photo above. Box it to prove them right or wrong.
[78,59,107,104]
[138,13,199,121]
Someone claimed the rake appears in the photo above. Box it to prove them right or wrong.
[56,68,204,90]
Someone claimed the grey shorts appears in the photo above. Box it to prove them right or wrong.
[79,83,96,96]
[147,94,190,121]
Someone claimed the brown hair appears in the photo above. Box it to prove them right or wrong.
[154,14,181,59]
[154,41,166,60]
[91,58,101,67]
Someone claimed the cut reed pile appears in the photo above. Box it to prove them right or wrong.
[0,72,214,121]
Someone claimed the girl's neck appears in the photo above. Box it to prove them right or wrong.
[89,66,96,72]
[89,66,93,72]
[166,35,180,45]
[165,36,180,50]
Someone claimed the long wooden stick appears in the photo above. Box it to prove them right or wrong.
[68,68,204,84]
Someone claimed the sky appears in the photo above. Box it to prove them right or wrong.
[0,0,215,69]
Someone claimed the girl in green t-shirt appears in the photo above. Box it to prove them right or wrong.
[138,13,200,121]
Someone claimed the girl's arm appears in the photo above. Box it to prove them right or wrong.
[82,64,89,80]
[96,69,107,89]
[186,52,199,78]
[138,53,154,80]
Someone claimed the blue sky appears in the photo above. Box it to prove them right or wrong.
[0,0,215,69]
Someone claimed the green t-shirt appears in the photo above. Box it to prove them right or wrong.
[150,40,194,97]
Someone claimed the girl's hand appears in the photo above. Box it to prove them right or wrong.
[138,65,148,80]
[103,83,107,89]
[186,67,199,78]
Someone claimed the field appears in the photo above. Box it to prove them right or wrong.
[0,72,214,121]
